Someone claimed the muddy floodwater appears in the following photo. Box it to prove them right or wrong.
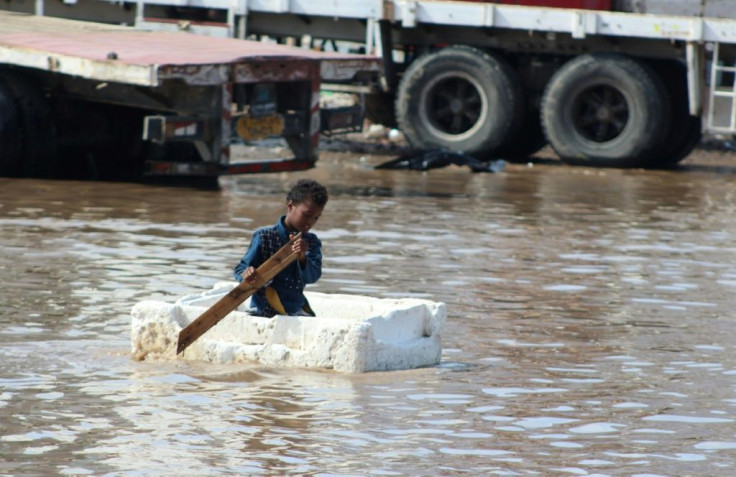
[3,147,736,476]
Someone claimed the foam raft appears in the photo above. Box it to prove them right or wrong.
[130,282,447,373]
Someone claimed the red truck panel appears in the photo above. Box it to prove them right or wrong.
[462,1,611,10]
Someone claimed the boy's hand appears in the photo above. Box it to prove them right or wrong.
[290,233,308,263]
[242,266,257,283]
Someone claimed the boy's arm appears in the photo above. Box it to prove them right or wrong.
[233,233,263,282]
[299,236,322,284]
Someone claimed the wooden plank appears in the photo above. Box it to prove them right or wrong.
[176,232,302,355]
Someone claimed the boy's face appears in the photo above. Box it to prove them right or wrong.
[285,198,324,234]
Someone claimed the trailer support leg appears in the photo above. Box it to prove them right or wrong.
[379,20,397,92]
[686,41,703,117]
[366,18,377,55]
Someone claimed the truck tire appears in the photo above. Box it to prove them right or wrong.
[541,53,669,168]
[396,46,521,155]
[0,81,23,176]
[649,60,702,168]
[0,72,57,177]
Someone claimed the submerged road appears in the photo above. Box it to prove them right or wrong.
[2,146,736,475]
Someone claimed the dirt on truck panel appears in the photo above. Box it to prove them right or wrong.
[0,11,380,86]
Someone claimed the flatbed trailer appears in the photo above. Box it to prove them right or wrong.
[0,11,379,179]
[5,1,736,168]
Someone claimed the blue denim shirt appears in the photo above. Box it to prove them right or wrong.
[233,216,322,316]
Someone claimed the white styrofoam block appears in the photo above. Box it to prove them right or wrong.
[131,282,446,373]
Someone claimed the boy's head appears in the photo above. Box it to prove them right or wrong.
[284,179,328,235]
[287,179,328,207]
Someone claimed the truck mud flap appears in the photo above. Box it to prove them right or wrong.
[320,104,364,137]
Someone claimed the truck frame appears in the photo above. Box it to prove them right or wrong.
[4,0,736,168]
[0,11,379,180]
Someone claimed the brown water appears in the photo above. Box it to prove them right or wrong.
[2,151,736,476]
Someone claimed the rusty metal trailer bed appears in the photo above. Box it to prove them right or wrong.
[0,11,380,179]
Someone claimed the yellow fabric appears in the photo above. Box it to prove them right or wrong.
[265,286,316,316]
[265,286,287,315]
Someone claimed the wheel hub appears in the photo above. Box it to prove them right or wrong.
[449,99,464,114]
[596,107,611,122]
[573,84,629,143]
[427,76,483,135]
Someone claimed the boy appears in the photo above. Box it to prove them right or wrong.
[233,179,328,317]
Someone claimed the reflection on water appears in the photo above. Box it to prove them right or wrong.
[2,154,736,475]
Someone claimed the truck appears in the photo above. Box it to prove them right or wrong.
[3,1,736,169]
[0,11,379,181]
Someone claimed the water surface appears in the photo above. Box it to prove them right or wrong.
[2,152,736,475]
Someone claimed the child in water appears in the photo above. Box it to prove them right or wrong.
[233,179,328,317]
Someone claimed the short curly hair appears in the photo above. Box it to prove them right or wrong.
[287,179,328,207]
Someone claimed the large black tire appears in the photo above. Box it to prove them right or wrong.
[0,81,23,177]
[396,46,522,155]
[541,53,670,168]
[648,60,702,168]
[0,72,57,177]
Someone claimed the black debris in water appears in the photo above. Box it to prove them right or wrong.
[375,149,505,173]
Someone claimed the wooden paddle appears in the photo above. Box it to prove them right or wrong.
[176,232,302,355]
